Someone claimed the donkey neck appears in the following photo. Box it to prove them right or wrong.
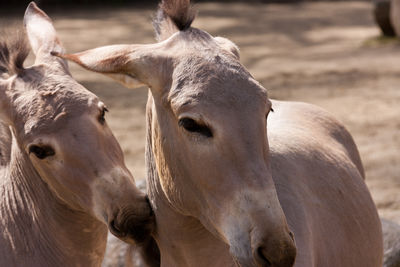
[0,132,107,266]
[146,96,234,267]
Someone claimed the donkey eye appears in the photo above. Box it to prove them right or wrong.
[29,145,55,159]
[98,107,109,125]
[179,118,213,138]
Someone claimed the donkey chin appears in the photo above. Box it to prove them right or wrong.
[108,199,155,245]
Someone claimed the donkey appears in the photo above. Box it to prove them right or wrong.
[57,0,384,266]
[0,3,156,266]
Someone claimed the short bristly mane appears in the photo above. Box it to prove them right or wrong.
[0,122,11,167]
[0,30,29,166]
[0,29,29,77]
[153,0,196,41]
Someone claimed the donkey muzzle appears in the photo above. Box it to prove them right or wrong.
[108,196,155,244]
[252,231,296,267]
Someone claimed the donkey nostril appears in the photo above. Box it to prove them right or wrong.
[257,247,272,267]
[110,219,119,231]
[109,219,126,238]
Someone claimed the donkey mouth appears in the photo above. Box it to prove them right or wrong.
[109,219,128,238]
[108,202,155,244]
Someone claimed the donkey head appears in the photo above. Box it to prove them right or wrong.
[57,0,296,266]
[0,2,154,245]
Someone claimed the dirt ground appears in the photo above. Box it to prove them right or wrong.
[1,1,399,223]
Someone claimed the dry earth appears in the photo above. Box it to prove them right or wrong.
[1,1,399,223]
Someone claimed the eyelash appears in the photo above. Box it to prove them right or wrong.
[98,107,109,125]
[29,145,55,159]
[179,118,213,138]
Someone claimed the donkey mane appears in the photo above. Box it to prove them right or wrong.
[0,30,29,77]
[154,0,196,41]
[0,31,28,167]
[0,122,11,167]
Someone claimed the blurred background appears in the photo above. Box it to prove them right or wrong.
[0,0,372,5]
[1,0,399,224]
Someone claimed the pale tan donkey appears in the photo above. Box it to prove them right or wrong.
[58,0,383,266]
[0,3,157,266]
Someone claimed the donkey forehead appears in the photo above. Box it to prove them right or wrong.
[17,78,98,113]
[169,58,269,114]
[14,72,101,135]
[167,29,269,111]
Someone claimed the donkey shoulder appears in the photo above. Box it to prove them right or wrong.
[268,100,364,178]
[267,100,382,267]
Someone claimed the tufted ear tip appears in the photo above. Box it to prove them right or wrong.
[24,2,41,16]
[24,2,38,17]
[25,2,36,14]
[24,2,52,31]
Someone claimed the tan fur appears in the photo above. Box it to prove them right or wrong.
[60,1,383,266]
[0,123,11,166]
[0,3,154,266]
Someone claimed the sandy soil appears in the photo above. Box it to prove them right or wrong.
[1,1,399,222]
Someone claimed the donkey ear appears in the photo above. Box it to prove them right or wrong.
[214,37,240,60]
[55,44,167,90]
[23,2,66,64]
